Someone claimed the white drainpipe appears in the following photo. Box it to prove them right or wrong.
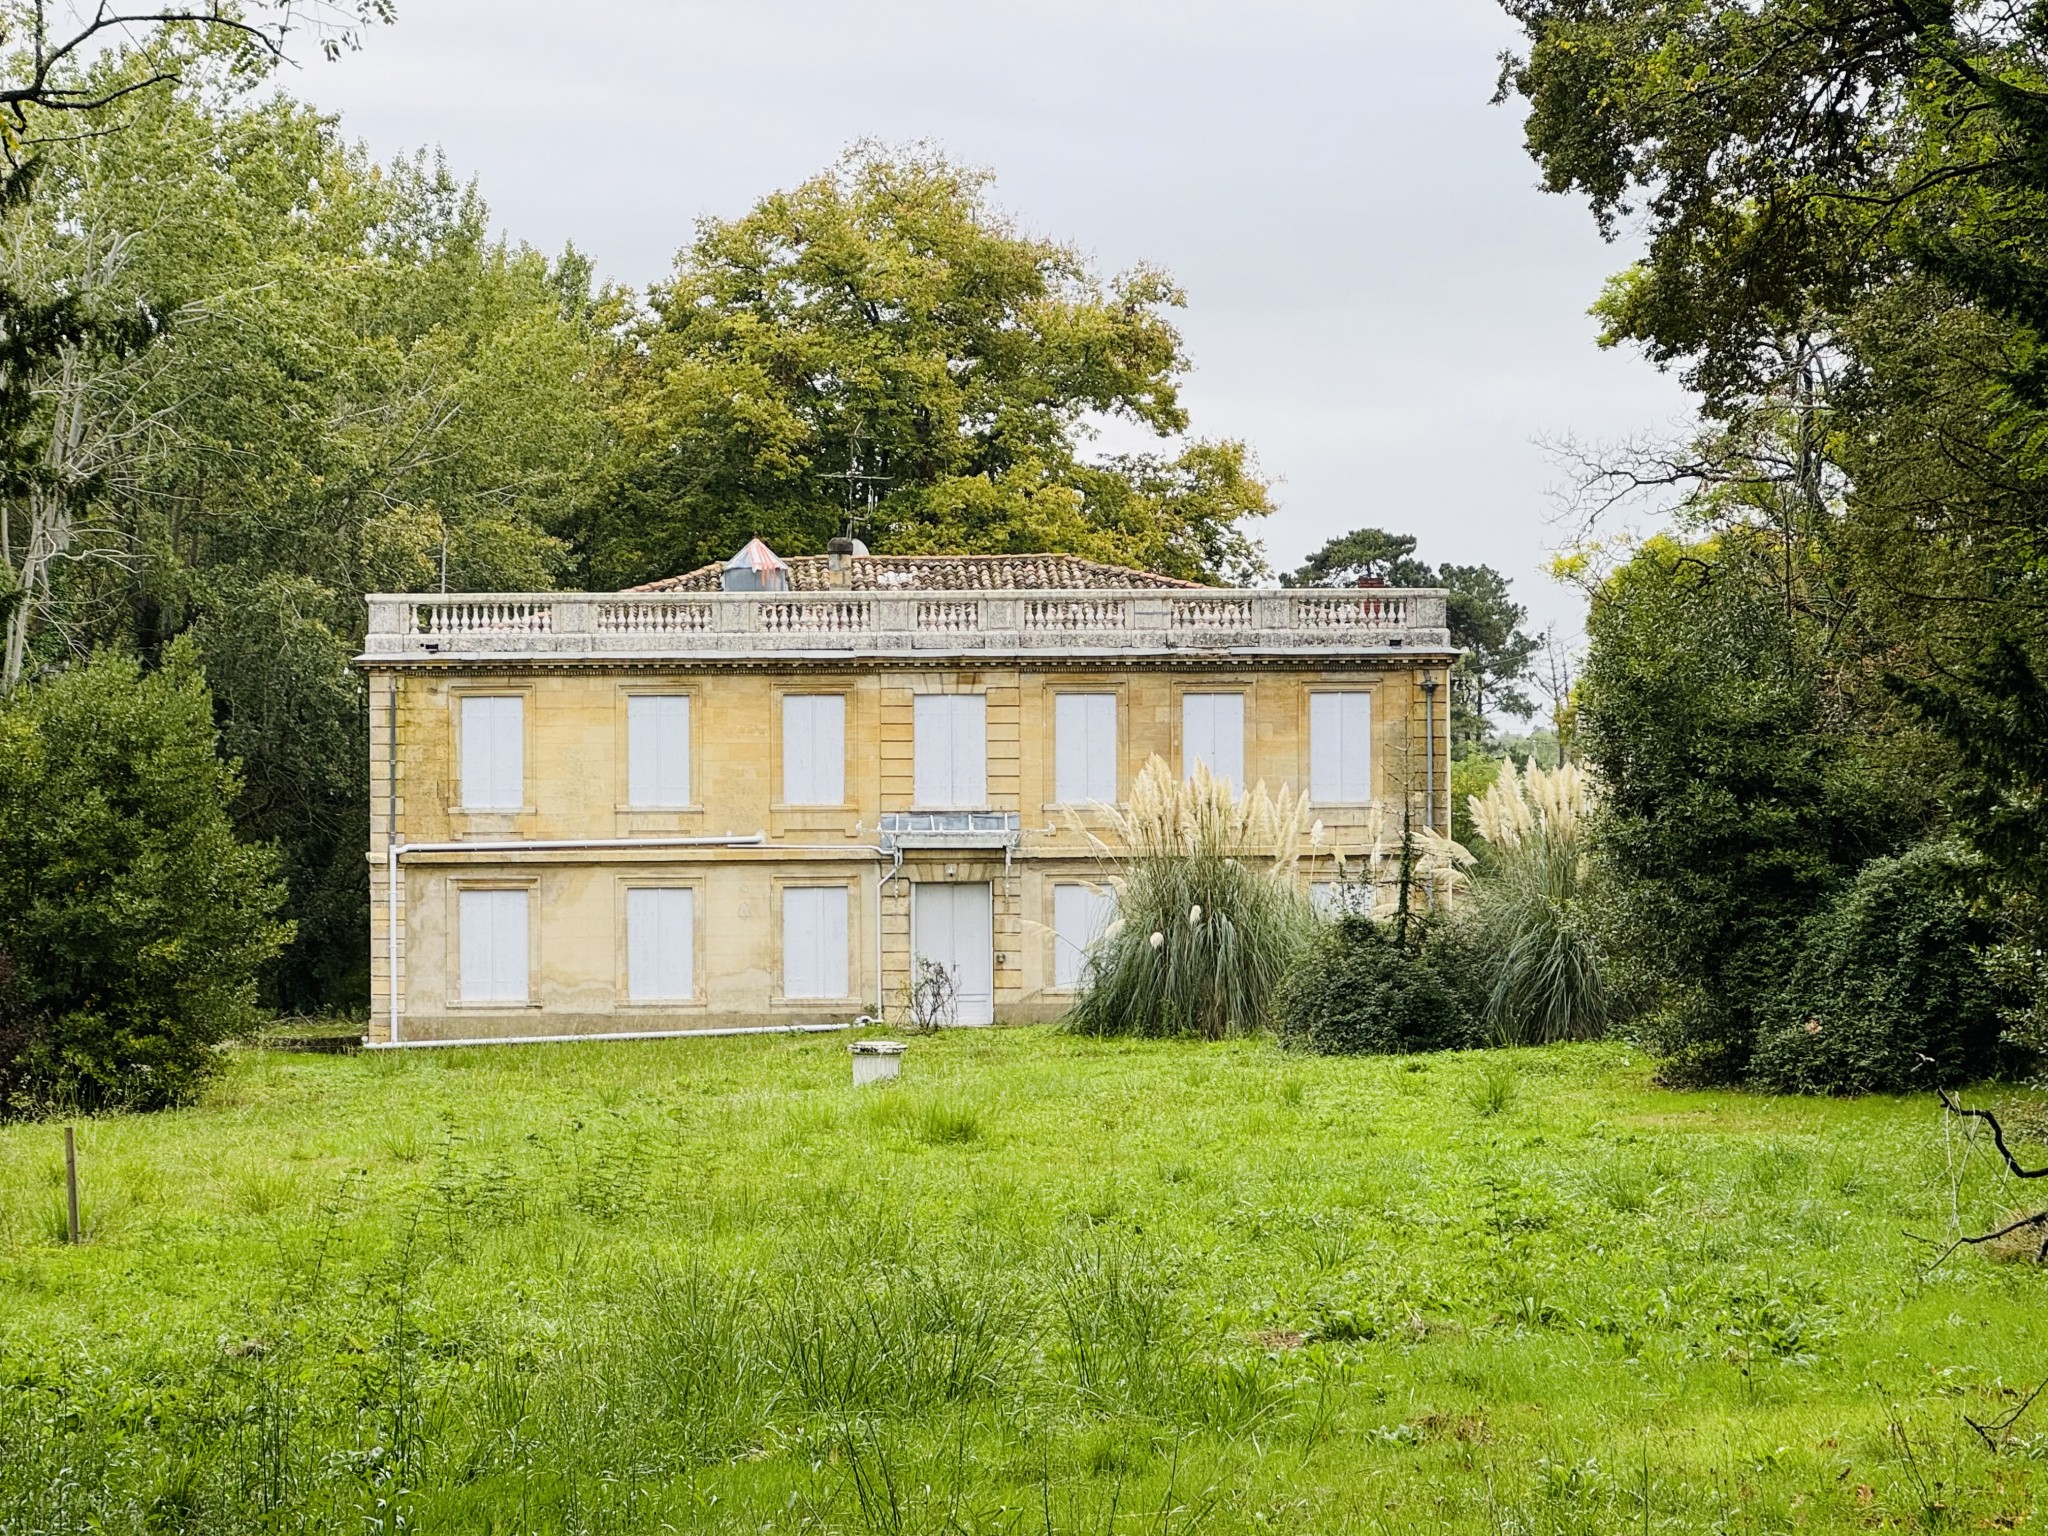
[876,849,905,1022]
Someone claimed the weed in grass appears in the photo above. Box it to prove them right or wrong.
[378,1124,425,1164]
[1279,1077,1305,1106]
[1588,1144,1671,1214]
[1295,1223,1354,1273]
[914,1103,982,1146]
[39,1197,72,1245]
[868,1094,984,1147]
[1466,1061,1519,1117]
[1191,1353,1288,1438]
[237,1169,299,1218]
[1739,1140,1813,1197]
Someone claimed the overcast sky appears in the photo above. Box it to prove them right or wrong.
[294,0,1693,636]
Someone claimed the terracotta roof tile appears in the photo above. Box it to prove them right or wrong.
[629,553,1204,594]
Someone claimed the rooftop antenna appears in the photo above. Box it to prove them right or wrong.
[817,431,890,545]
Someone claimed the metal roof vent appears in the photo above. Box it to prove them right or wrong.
[720,537,789,592]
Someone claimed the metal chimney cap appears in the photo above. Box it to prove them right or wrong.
[721,537,789,592]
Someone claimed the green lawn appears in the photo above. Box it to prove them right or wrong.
[2,1029,2044,1533]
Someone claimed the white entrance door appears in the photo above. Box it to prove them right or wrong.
[910,882,995,1025]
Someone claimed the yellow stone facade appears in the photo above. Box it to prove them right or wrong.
[362,579,1454,1045]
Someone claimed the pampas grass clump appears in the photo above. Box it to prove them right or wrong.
[1469,760,1607,1044]
[1067,758,1314,1040]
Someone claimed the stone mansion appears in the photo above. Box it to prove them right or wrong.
[357,541,1455,1045]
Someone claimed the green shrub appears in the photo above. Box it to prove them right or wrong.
[1750,844,2005,1094]
[1277,915,1484,1055]
[1067,758,1313,1040]
[0,645,292,1114]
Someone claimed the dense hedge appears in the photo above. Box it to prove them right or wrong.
[1750,844,2006,1095]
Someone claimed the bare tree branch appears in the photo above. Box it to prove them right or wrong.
[1938,1090,2048,1178]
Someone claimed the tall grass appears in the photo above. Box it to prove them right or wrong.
[2,1032,2041,1531]
[1469,760,1607,1043]
[1067,758,1314,1039]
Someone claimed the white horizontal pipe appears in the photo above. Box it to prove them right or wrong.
[364,1021,855,1050]
[395,833,768,856]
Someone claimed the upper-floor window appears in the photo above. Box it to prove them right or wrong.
[1309,692,1372,804]
[914,693,986,809]
[460,695,524,810]
[458,887,528,1003]
[783,694,846,806]
[1181,693,1244,789]
[1054,693,1117,805]
[627,695,691,807]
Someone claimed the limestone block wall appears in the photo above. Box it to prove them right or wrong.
[366,657,1451,1043]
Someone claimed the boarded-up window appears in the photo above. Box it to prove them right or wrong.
[1309,692,1372,803]
[783,886,850,1000]
[1181,693,1245,788]
[626,887,694,1001]
[1054,693,1117,804]
[783,695,846,805]
[1052,883,1117,989]
[913,694,986,809]
[627,695,692,807]
[460,696,523,810]
[459,888,528,1003]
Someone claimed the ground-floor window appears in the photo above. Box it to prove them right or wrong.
[1310,881,1372,919]
[626,886,695,1001]
[783,886,850,1000]
[1052,883,1116,989]
[458,888,529,1003]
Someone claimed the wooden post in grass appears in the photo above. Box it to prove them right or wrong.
[64,1126,79,1244]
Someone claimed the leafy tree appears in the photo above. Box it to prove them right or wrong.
[1577,532,1918,1082]
[0,644,290,1113]
[1498,0,2048,983]
[0,76,609,1007]
[576,146,1270,587]
[1290,525,1538,747]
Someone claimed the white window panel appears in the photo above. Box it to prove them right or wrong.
[782,886,850,1000]
[459,889,528,1003]
[627,695,692,807]
[460,696,524,810]
[913,694,986,809]
[1052,883,1117,989]
[1054,693,1117,805]
[1181,693,1245,789]
[1309,692,1373,804]
[1311,881,1372,919]
[626,887,695,1001]
[783,695,846,805]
